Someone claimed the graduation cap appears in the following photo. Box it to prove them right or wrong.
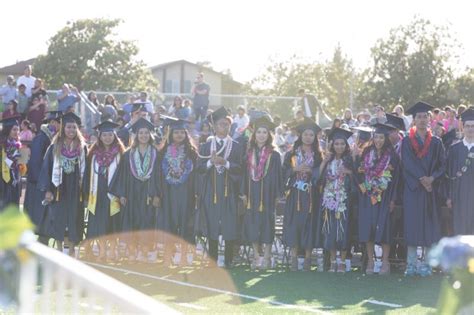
[460,108,474,122]
[296,117,321,134]
[61,112,81,126]
[163,116,187,130]
[328,127,353,141]
[386,113,406,131]
[441,129,457,147]
[0,116,21,128]
[352,126,373,141]
[207,106,232,125]
[406,101,434,117]
[131,117,155,133]
[131,102,149,113]
[93,120,120,132]
[252,115,277,132]
[373,123,397,135]
[43,111,63,123]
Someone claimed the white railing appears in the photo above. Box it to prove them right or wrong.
[16,232,179,314]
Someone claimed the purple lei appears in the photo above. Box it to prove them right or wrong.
[61,144,81,158]
[93,145,120,167]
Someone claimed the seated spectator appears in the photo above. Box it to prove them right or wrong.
[138,91,154,113]
[0,75,18,111]
[433,121,446,137]
[57,83,80,112]
[393,104,411,130]
[19,120,34,142]
[232,105,249,139]
[444,106,459,131]
[369,104,386,124]
[1,100,19,120]
[102,94,119,121]
[342,109,357,127]
[87,91,101,108]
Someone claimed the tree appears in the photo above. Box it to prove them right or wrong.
[34,19,158,93]
[359,17,459,109]
[453,68,474,105]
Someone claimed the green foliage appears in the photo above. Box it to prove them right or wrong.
[0,206,34,250]
[358,17,459,109]
[34,18,158,93]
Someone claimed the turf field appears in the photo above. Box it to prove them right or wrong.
[88,260,443,314]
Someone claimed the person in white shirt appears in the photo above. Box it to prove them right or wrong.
[16,65,36,98]
[232,105,249,139]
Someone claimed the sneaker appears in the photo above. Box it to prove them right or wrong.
[404,263,416,276]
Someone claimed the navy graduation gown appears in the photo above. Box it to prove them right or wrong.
[195,140,243,241]
[401,135,445,247]
[316,156,355,251]
[241,150,283,244]
[0,148,21,211]
[24,129,52,228]
[282,151,321,250]
[109,147,161,245]
[447,142,474,235]
[159,151,196,244]
[83,154,122,239]
[356,150,401,244]
[37,145,87,243]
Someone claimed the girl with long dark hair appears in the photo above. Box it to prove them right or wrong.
[240,116,283,270]
[282,118,323,271]
[0,116,23,210]
[110,117,161,263]
[355,124,401,275]
[38,112,87,256]
[83,120,125,262]
[159,118,198,266]
[318,127,355,273]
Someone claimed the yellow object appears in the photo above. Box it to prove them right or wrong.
[2,150,11,183]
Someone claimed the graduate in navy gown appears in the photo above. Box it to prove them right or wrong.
[0,116,22,211]
[401,101,446,276]
[38,112,87,256]
[318,127,355,273]
[446,108,474,235]
[24,111,61,244]
[109,117,161,263]
[240,115,283,270]
[83,120,125,262]
[283,118,322,271]
[195,107,243,268]
[356,123,401,275]
[159,117,198,266]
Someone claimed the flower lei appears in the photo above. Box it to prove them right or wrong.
[61,144,81,174]
[247,146,272,181]
[321,159,348,214]
[93,145,120,168]
[162,144,193,185]
[359,148,392,205]
[5,138,21,166]
[129,145,156,181]
[409,127,432,158]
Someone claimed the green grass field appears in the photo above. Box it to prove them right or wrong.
[89,261,443,314]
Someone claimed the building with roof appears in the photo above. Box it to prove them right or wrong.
[0,58,37,83]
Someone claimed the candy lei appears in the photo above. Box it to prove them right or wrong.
[162,144,193,185]
[321,159,348,214]
[359,148,392,205]
[129,145,156,181]
[247,146,272,181]
[409,127,432,158]
[61,144,81,174]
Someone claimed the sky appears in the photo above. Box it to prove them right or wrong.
[1,0,474,83]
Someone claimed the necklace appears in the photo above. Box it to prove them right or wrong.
[409,127,432,158]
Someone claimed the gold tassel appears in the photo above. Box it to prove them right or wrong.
[224,171,228,197]
[308,184,312,213]
[213,168,217,204]
[297,190,300,211]
[56,187,60,202]
[259,180,264,212]
[247,176,251,209]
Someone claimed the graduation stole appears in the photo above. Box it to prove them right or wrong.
[52,144,86,200]
[246,147,272,211]
[2,138,21,185]
[87,154,120,216]
[409,127,432,158]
